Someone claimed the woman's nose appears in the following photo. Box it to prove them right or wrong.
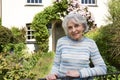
[72,27,76,32]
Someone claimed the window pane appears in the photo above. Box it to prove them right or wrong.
[81,0,96,4]
[32,31,34,34]
[28,27,30,30]
[32,36,34,39]
[27,0,42,4]
[28,36,30,39]
[89,0,91,4]
[28,31,31,35]
[31,0,34,3]
[27,0,30,3]
[35,0,38,3]
[39,0,42,3]
[85,0,87,4]
[81,0,84,4]
[92,0,95,4]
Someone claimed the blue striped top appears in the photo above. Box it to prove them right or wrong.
[51,36,107,78]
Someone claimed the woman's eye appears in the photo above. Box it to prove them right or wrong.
[75,24,79,27]
[68,26,72,30]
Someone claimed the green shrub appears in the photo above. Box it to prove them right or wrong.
[86,25,120,71]
[31,23,49,52]
[23,52,42,70]
[107,0,120,25]
[0,27,26,54]
[100,25,120,70]
[11,27,26,43]
[0,52,36,80]
[102,0,120,70]
[3,43,26,57]
[0,26,14,52]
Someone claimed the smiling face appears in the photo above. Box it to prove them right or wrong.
[67,19,85,40]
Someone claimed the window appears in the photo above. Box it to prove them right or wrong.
[81,0,97,6]
[26,0,42,5]
[26,23,35,42]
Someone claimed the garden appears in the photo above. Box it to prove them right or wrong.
[0,0,120,80]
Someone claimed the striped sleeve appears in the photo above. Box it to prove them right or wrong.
[79,40,107,78]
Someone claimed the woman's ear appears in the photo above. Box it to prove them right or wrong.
[81,23,86,32]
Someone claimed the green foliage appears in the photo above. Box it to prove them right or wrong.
[108,0,120,25]
[23,52,42,70]
[1,27,26,54]
[31,23,49,52]
[0,53,36,80]
[0,26,14,52]
[0,26,13,45]
[11,27,26,43]
[106,0,120,70]
[53,0,68,17]
[30,51,54,79]
[0,51,54,80]
[3,43,26,56]
[86,25,120,71]
[32,0,68,52]
[0,26,26,53]
[101,25,120,70]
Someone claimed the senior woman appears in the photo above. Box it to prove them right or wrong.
[46,13,107,80]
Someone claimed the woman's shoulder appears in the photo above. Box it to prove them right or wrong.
[84,37,95,43]
[58,36,68,41]
[57,36,69,43]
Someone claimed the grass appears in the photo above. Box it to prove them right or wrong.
[30,51,55,79]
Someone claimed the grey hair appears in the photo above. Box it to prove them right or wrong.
[62,13,89,35]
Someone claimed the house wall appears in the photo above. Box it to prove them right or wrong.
[2,0,110,28]
[88,0,110,27]
[0,0,2,17]
[2,0,52,28]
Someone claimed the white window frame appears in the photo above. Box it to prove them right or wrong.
[25,0,43,6]
[80,0,97,6]
[26,23,36,42]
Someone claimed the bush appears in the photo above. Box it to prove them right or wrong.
[99,25,120,70]
[106,0,120,70]
[86,25,120,71]
[0,26,13,52]
[0,52,36,80]
[11,27,26,43]
[31,22,49,52]
[3,43,26,56]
